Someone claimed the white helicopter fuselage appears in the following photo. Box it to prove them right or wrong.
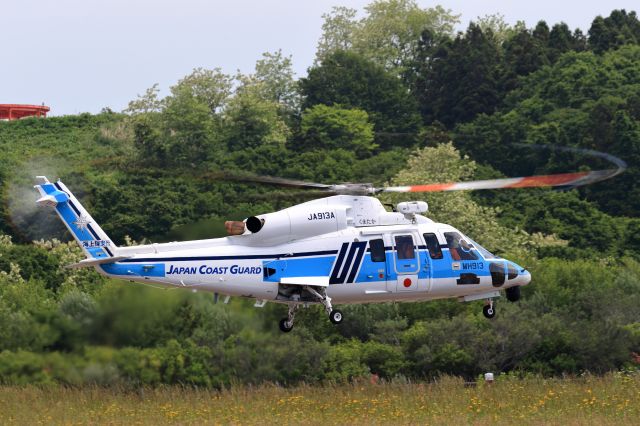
[34,179,530,327]
[107,220,528,305]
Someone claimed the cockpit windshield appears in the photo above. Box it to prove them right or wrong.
[466,236,498,259]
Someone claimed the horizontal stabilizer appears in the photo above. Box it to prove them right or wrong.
[66,256,130,269]
[280,276,330,287]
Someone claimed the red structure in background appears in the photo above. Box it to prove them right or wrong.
[0,104,50,120]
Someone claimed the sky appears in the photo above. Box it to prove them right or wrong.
[1,0,638,116]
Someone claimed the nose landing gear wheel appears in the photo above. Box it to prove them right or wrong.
[279,318,294,332]
[482,304,496,319]
[329,309,343,324]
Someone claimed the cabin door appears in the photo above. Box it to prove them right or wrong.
[389,233,420,292]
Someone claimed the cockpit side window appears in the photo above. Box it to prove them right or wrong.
[423,233,443,259]
[444,232,478,261]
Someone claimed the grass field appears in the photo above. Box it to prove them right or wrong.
[1,374,639,425]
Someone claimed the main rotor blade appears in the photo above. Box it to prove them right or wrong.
[381,169,622,193]
[513,143,628,172]
[380,145,626,193]
[201,171,333,191]
[251,190,338,201]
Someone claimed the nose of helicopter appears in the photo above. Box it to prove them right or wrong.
[512,263,531,286]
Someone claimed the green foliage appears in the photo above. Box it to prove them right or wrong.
[169,67,233,115]
[414,23,501,128]
[315,0,459,74]
[476,13,516,44]
[456,45,640,217]
[124,83,163,115]
[300,50,422,147]
[0,234,639,385]
[223,81,291,150]
[588,9,640,53]
[321,340,369,381]
[412,19,588,128]
[299,104,376,157]
[253,50,300,112]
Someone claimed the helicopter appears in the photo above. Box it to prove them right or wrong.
[33,148,625,332]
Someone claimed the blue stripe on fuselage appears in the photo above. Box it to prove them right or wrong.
[108,249,493,282]
[100,263,165,277]
[263,248,491,284]
[263,255,336,281]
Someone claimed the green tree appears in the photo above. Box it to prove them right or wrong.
[170,67,233,115]
[300,50,421,148]
[126,68,233,166]
[588,9,640,53]
[315,0,459,75]
[476,14,516,45]
[253,50,300,113]
[548,23,586,62]
[315,6,358,64]
[299,104,375,157]
[500,23,550,93]
[456,45,640,217]
[123,83,163,115]
[414,23,501,128]
[223,81,291,151]
[161,84,218,164]
[353,0,458,72]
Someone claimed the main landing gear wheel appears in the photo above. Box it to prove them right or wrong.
[279,318,294,332]
[329,309,344,324]
[278,304,298,332]
[482,303,496,319]
[304,286,344,326]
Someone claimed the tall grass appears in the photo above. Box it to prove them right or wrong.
[1,374,639,425]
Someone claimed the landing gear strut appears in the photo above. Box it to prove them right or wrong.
[278,287,345,332]
[483,299,496,319]
[306,286,344,325]
[279,304,299,333]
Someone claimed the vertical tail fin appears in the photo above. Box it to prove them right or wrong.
[34,176,116,259]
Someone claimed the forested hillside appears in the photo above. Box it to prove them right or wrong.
[0,2,639,386]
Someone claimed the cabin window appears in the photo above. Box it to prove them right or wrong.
[444,232,478,261]
[395,235,415,260]
[423,233,443,259]
[369,239,386,262]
